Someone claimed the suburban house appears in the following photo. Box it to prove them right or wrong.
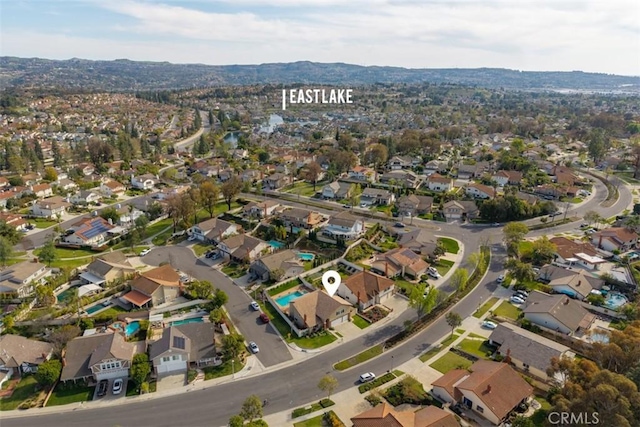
[131,174,156,190]
[31,196,70,219]
[396,195,434,216]
[348,166,375,182]
[289,290,354,334]
[80,252,136,287]
[0,334,54,377]
[218,234,269,263]
[534,184,565,200]
[431,360,533,426]
[249,249,304,281]
[442,200,479,221]
[371,247,429,279]
[427,173,453,192]
[278,208,323,230]
[321,181,353,200]
[0,261,51,298]
[465,182,496,199]
[360,188,395,206]
[337,270,395,312]
[379,170,420,189]
[70,190,101,205]
[489,323,575,381]
[591,227,639,252]
[116,206,145,228]
[61,332,136,382]
[397,228,438,257]
[351,403,459,427]
[57,178,79,192]
[149,323,218,375]
[0,212,28,231]
[537,265,604,300]
[521,291,596,335]
[548,237,604,270]
[28,183,53,199]
[63,217,117,247]
[492,170,523,186]
[100,180,127,197]
[322,211,364,239]
[122,265,181,308]
[242,200,280,218]
[456,162,487,179]
[189,218,239,244]
[76,163,95,176]
[388,155,418,170]
[425,160,448,174]
[263,173,291,190]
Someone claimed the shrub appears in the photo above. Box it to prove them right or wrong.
[323,411,344,427]
[384,376,431,406]
[365,394,382,407]
[319,398,335,408]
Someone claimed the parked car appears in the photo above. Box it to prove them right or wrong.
[550,211,562,217]
[359,372,376,383]
[510,295,525,304]
[497,274,506,283]
[427,269,441,279]
[579,223,589,229]
[482,321,498,330]
[139,248,151,256]
[343,204,352,208]
[188,234,197,241]
[515,292,528,301]
[515,289,529,297]
[248,341,259,353]
[259,313,270,323]
[394,222,405,228]
[250,301,260,311]
[112,378,123,395]
[491,222,501,227]
[97,380,108,397]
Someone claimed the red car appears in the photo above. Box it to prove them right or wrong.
[259,313,270,323]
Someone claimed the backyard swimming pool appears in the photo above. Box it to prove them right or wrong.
[297,252,315,261]
[275,290,306,306]
[85,304,105,315]
[169,317,204,326]
[56,287,77,303]
[603,292,628,310]
[268,240,285,249]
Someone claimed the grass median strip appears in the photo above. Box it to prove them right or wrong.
[334,344,384,371]
[419,334,459,362]
[473,296,499,318]
[358,370,404,393]
[292,398,334,418]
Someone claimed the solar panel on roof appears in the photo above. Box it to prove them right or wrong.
[173,336,186,349]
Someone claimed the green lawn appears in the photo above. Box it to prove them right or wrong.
[145,218,173,239]
[151,228,174,246]
[48,258,93,269]
[434,259,454,276]
[419,334,459,362]
[0,376,38,411]
[34,247,97,259]
[267,279,301,296]
[90,305,127,318]
[284,182,321,197]
[352,315,371,329]
[334,344,384,371]
[473,297,499,318]
[47,381,94,406]
[293,412,329,427]
[32,219,59,229]
[457,339,495,359]
[437,238,460,254]
[493,301,521,320]
[220,264,247,278]
[430,351,473,374]
[194,202,241,223]
[292,332,337,349]
[192,242,211,257]
[203,357,245,380]
[395,279,415,294]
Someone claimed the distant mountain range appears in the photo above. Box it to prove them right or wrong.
[1,56,638,92]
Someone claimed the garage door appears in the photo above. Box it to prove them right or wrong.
[156,361,187,374]
[331,314,348,326]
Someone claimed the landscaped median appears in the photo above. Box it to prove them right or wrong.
[291,398,335,418]
[334,344,383,371]
[358,370,404,393]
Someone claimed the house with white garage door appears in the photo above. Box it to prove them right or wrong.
[61,332,136,382]
[289,290,354,335]
[149,323,218,374]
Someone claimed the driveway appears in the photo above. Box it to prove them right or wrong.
[143,247,292,368]
[156,373,186,393]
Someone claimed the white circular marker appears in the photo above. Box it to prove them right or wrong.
[322,270,341,297]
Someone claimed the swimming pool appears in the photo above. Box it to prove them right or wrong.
[268,240,285,249]
[275,291,306,306]
[85,304,104,315]
[603,292,628,310]
[297,252,315,261]
[56,287,77,303]
[126,321,140,336]
[170,317,204,326]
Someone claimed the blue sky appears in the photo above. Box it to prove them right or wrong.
[1,0,639,75]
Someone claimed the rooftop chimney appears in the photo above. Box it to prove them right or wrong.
[577,280,581,286]
[486,384,492,393]
[564,298,570,305]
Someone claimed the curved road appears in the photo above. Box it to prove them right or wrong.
[3,176,632,427]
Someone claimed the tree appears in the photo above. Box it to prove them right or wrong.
[211,288,229,308]
[408,283,439,321]
[187,280,214,300]
[200,180,220,218]
[228,415,244,427]
[445,312,462,337]
[304,161,323,191]
[584,210,600,227]
[587,128,609,165]
[530,236,557,265]
[0,236,13,267]
[511,416,535,427]
[0,220,22,245]
[364,143,389,168]
[221,176,243,210]
[2,315,14,331]
[134,215,149,236]
[43,166,58,182]
[100,207,120,224]
[467,251,484,272]
[209,308,224,324]
[222,334,245,360]
[504,258,535,283]
[130,353,151,388]
[35,285,56,307]
[240,394,263,423]
[87,139,114,169]
[36,359,62,386]
[450,269,469,292]
[503,222,529,258]
[48,324,81,357]
[317,375,338,400]
[38,237,58,267]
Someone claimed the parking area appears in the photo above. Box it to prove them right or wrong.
[156,372,186,392]
[93,378,127,401]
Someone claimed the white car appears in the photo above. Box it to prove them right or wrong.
[248,341,259,353]
[359,372,376,383]
[188,234,197,241]
[510,295,525,304]
[139,248,151,256]
[112,378,123,395]
[497,274,506,283]
[250,301,260,311]
[482,321,498,330]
